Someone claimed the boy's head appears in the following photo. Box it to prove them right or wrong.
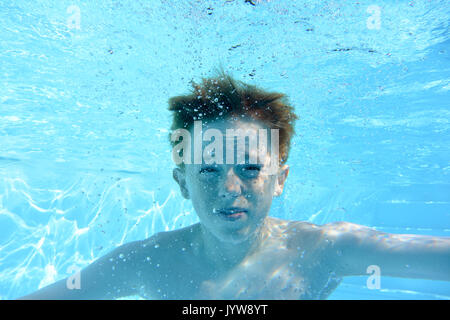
[168,70,298,243]
[168,70,298,167]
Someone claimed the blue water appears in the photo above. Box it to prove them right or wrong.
[0,0,449,300]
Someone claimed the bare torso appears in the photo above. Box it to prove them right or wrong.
[124,217,342,300]
[20,216,450,300]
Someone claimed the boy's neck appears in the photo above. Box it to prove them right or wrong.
[197,219,270,273]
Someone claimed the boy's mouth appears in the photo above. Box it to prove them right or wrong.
[214,207,248,220]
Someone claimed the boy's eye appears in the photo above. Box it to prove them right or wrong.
[199,167,218,174]
[244,165,261,171]
[239,165,262,175]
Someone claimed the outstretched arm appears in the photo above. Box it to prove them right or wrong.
[324,222,450,281]
[18,240,144,300]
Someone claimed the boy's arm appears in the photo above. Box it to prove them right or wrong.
[323,222,450,281]
[18,240,144,300]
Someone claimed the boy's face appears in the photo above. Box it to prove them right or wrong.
[173,117,289,244]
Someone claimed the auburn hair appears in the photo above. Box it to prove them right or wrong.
[168,70,298,166]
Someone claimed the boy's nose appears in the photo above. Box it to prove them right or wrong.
[219,168,243,199]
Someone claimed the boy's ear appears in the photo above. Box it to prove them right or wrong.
[173,167,190,199]
[273,164,289,197]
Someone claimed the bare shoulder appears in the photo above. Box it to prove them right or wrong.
[318,221,380,245]
[96,231,175,272]
[320,221,373,233]
[141,224,199,249]
[274,219,376,253]
[268,218,327,242]
[265,218,330,253]
[136,224,201,264]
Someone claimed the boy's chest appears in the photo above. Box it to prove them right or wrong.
[138,246,341,300]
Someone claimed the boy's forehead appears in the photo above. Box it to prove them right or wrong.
[188,117,273,154]
[180,117,278,168]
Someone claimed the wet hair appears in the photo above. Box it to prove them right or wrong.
[168,69,298,166]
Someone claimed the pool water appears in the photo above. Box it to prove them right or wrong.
[0,0,449,300]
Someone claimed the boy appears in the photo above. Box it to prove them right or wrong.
[20,71,450,299]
